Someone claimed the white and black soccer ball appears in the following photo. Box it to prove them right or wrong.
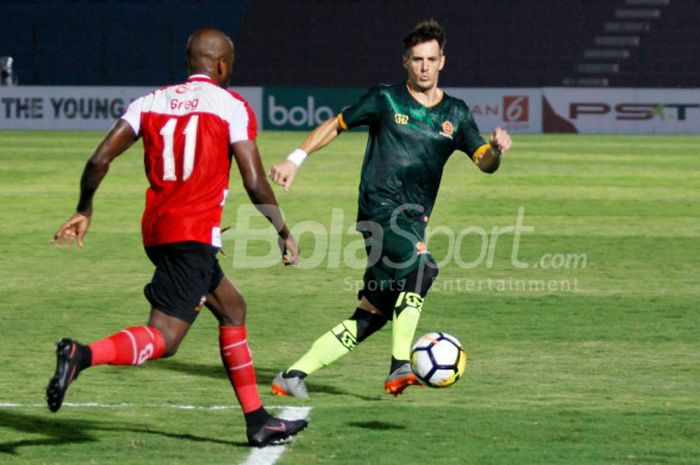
[410,332,467,388]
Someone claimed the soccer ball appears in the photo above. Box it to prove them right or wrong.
[410,332,467,388]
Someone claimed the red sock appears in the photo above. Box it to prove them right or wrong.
[219,325,262,413]
[89,325,166,366]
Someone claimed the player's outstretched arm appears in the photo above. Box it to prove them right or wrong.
[269,116,343,192]
[232,140,299,265]
[476,127,512,174]
[52,120,137,248]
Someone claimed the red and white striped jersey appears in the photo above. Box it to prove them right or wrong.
[121,74,257,247]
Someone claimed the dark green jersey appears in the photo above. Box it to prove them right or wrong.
[340,83,488,230]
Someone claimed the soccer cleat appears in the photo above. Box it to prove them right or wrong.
[384,362,422,397]
[247,416,308,447]
[46,338,84,412]
[271,372,309,398]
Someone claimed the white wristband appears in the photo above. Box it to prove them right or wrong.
[287,148,308,167]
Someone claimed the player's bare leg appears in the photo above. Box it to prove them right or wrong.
[148,309,191,356]
[46,309,188,412]
[208,277,307,446]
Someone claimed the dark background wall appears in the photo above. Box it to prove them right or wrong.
[1,0,699,87]
[0,0,249,85]
[234,0,598,87]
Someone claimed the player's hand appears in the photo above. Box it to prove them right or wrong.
[279,233,300,266]
[489,127,512,155]
[269,160,299,193]
[52,212,91,248]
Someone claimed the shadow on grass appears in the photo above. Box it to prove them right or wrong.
[151,358,224,380]
[0,410,246,455]
[348,421,406,430]
[152,360,382,401]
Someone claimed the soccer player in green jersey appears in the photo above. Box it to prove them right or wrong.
[269,19,512,397]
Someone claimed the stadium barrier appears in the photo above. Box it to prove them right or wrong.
[0,86,262,131]
[260,87,542,134]
[542,88,700,134]
[1,87,698,134]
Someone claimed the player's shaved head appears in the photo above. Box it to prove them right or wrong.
[186,28,235,86]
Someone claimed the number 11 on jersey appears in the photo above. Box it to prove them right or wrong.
[160,115,199,181]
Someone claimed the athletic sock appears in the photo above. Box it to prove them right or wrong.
[391,291,423,366]
[219,325,263,414]
[287,319,359,375]
[390,356,407,373]
[89,325,166,366]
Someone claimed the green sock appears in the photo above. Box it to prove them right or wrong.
[288,320,358,375]
[391,291,424,362]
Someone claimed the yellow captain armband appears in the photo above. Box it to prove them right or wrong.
[337,113,348,131]
[472,143,490,164]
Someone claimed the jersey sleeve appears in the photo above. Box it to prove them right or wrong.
[338,86,383,130]
[228,92,258,143]
[121,95,146,135]
[456,104,489,160]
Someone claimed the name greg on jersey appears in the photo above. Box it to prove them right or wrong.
[170,98,200,111]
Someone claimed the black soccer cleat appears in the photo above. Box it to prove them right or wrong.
[46,338,84,412]
[247,416,308,447]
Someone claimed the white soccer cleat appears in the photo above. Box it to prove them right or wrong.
[271,372,310,398]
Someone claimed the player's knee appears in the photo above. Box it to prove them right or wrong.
[402,257,439,300]
[162,343,179,358]
[148,311,190,357]
[421,256,439,285]
[350,308,388,343]
[160,332,184,358]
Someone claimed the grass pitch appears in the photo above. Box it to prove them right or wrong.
[0,131,698,464]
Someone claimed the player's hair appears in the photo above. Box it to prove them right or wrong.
[402,19,446,55]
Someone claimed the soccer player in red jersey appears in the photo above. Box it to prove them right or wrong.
[47,28,307,447]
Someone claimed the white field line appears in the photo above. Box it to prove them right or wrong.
[0,402,301,410]
[0,402,312,465]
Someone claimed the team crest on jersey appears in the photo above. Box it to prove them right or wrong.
[394,113,409,125]
[175,82,202,94]
[439,120,454,139]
